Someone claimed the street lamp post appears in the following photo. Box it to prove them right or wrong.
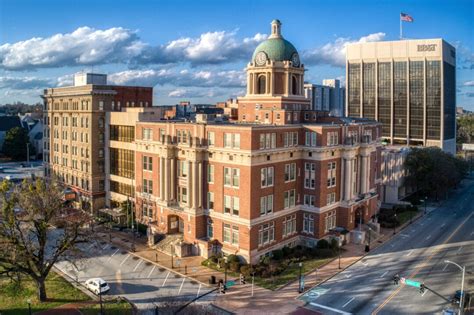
[444,260,466,315]
[393,213,397,235]
[27,298,32,315]
[338,245,341,269]
[366,227,372,252]
[298,262,303,293]
[99,290,104,315]
[224,257,228,284]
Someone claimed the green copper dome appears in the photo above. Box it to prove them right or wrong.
[252,38,298,62]
[252,19,299,64]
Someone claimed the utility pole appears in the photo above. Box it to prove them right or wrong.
[445,260,465,315]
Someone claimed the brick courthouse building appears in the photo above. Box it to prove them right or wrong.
[132,20,382,263]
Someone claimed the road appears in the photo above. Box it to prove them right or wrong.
[300,178,474,315]
[55,238,215,314]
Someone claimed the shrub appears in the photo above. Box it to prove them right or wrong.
[209,255,219,264]
[330,238,339,250]
[282,246,293,257]
[226,254,240,264]
[317,248,335,258]
[317,239,330,249]
[240,264,252,277]
[259,255,270,266]
[271,249,284,261]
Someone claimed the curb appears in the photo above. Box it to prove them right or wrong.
[52,266,97,300]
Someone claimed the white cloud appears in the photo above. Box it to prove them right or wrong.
[0,76,53,90]
[168,88,216,98]
[0,26,144,70]
[132,31,267,66]
[108,68,245,88]
[464,80,474,87]
[303,32,386,67]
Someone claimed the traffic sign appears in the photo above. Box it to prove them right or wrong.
[226,280,236,287]
[405,279,421,288]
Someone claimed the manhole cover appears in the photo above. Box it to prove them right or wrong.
[132,256,139,260]
[174,274,181,278]
[159,268,165,272]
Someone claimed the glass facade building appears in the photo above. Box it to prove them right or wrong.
[346,39,456,154]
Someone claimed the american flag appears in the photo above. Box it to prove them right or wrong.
[400,13,414,22]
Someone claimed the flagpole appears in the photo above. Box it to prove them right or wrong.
[400,16,402,39]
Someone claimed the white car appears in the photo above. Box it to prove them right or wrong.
[85,278,110,295]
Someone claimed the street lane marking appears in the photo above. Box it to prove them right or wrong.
[456,246,463,254]
[197,283,201,297]
[87,243,94,250]
[442,264,448,271]
[119,254,130,266]
[162,271,170,287]
[421,290,427,297]
[372,211,474,315]
[309,302,352,315]
[380,271,388,278]
[133,259,143,272]
[147,265,156,278]
[400,233,409,238]
[425,234,431,240]
[342,297,355,308]
[178,277,185,294]
[107,248,120,262]
[102,244,109,250]
[405,250,414,257]
[441,223,446,228]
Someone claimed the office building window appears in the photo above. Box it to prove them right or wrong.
[207,219,213,239]
[223,195,239,216]
[260,195,273,216]
[177,186,187,203]
[303,213,314,234]
[284,131,298,147]
[305,131,317,147]
[232,226,239,245]
[111,125,135,142]
[207,192,214,210]
[177,160,188,177]
[142,179,153,194]
[207,164,214,183]
[409,61,424,139]
[327,162,336,187]
[325,211,336,232]
[327,132,339,146]
[143,156,153,171]
[258,222,275,247]
[208,131,215,146]
[393,61,408,138]
[223,224,231,243]
[285,163,296,182]
[443,62,455,140]
[304,194,315,207]
[327,192,336,205]
[284,189,296,209]
[110,180,133,196]
[283,214,296,237]
[260,167,274,187]
[110,148,134,179]
[427,61,441,140]
[259,133,277,149]
[304,163,316,189]
[378,62,391,137]
[142,128,153,140]
[362,62,376,119]
[348,63,361,117]
[224,133,240,149]
[224,167,240,188]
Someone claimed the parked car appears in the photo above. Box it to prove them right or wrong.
[85,278,110,295]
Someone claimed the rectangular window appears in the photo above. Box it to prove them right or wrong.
[260,195,273,216]
[208,131,215,146]
[303,213,314,234]
[207,192,214,210]
[326,192,336,205]
[305,131,317,147]
[232,226,239,245]
[284,189,296,209]
[285,163,296,182]
[178,160,188,177]
[327,132,339,146]
[207,164,214,183]
[143,156,153,171]
[260,133,277,149]
[232,168,240,187]
[283,215,296,237]
[142,128,153,140]
[258,222,275,247]
[99,101,104,111]
[304,194,315,206]
[325,211,337,232]
[207,219,213,239]
[223,224,231,243]
[224,133,240,149]
[223,195,239,216]
[260,167,274,187]
[304,163,316,189]
[178,186,187,203]
[327,162,336,187]
[224,167,231,186]
[143,179,153,194]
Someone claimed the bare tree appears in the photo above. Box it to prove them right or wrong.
[0,178,92,301]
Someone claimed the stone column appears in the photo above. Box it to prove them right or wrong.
[360,155,368,195]
[192,161,198,210]
[198,162,202,208]
[170,158,175,200]
[344,158,352,201]
[159,157,164,200]
[187,161,192,208]
[247,73,251,95]
[164,158,170,201]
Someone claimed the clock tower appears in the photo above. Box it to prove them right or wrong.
[238,20,311,124]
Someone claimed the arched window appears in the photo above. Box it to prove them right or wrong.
[292,76,298,95]
[257,75,266,94]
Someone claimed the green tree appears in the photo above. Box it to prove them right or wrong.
[0,178,92,301]
[2,126,33,160]
[457,115,474,145]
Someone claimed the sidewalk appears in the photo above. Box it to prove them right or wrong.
[95,208,435,315]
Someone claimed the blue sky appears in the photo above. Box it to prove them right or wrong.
[0,0,473,109]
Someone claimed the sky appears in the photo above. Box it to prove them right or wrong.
[0,0,473,109]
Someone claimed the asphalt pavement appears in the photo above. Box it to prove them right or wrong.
[300,178,474,315]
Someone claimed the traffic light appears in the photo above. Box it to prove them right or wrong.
[419,284,425,294]
[240,274,246,285]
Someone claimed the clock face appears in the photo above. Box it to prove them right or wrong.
[255,51,267,66]
[291,53,300,67]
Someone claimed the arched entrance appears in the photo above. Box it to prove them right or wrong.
[354,206,366,228]
[168,215,184,234]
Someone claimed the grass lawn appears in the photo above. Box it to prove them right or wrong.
[80,299,134,315]
[0,269,132,315]
[203,256,334,291]
[396,210,419,226]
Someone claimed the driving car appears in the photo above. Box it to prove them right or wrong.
[85,278,110,295]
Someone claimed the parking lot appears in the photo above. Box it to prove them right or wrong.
[55,239,215,312]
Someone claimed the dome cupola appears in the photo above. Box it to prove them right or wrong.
[252,20,300,67]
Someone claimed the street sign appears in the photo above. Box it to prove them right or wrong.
[405,279,421,288]
[226,280,235,287]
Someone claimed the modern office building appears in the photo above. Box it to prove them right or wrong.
[304,79,345,117]
[42,74,154,211]
[346,39,456,154]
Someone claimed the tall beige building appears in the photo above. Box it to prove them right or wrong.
[42,73,153,212]
[346,39,456,154]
